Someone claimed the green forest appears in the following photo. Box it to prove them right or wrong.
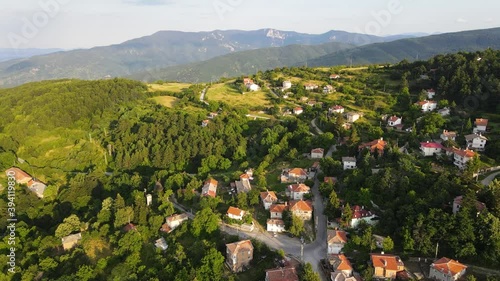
[0,50,500,280]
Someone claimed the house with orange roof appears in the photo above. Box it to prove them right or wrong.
[441,130,457,142]
[429,257,467,281]
[452,148,475,170]
[233,173,252,193]
[227,206,246,220]
[473,118,488,133]
[289,200,313,220]
[370,253,405,279]
[260,191,278,210]
[201,119,210,127]
[329,254,353,281]
[267,219,285,233]
[330,74,341,79]
[5,167,46,198]
[201,178,218,198]
[265,266,299,281]
[161,213,189,233]
[293,107,303,115]
[387,116,402,127]
[270,203,288,219]
[287,183,310,200]
[358,138,387,155]
[226,240,253,272]
[416,100,437,112]
[311,148,324,159]
[281,168,308,183]
[324,177,337,184]
[327,230,348,254]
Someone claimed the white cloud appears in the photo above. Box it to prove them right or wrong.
[456,18,468,23]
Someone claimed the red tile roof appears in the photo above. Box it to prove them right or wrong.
[370,254,404,271]
[5,167,32,183]
[267,219,285,226]
[431,257,467,276]
[420,142,444,149]
[289,200,313,212]
[453,196,486,212]
[324,177,337,184]
[352,205,373,219]
[332,105,344,110]
[329,254,353,271]
[226,240,253,255]
[388,116,401,122]
[288,168,307,176]
[453,148,475,158]
[327,230,348,244]
[260,191,278,203]
[266,267,299,281]
[202,178,218,198]
[474,118,488,126]
[358,139,387,153]
[288,183,310,193]
[270,204,288,213]
[227,206,245,217]
[311,148,324,154]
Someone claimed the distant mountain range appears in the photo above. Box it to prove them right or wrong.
[0,29,410,87]
[308,27,500,67]
[132,27,500,83]
[0,28,499,86]
[0,48,63,62]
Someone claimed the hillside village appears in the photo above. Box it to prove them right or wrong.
[1,50,500,281]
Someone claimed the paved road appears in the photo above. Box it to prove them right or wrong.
[481,171,500,186]
[245,114,271,120]
[311,118,324,135]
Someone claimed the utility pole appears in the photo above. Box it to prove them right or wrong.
[435,242,439,259]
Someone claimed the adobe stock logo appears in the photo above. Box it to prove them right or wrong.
[213,0,244,20]
[7,0,71,49]
[353,0,405,45]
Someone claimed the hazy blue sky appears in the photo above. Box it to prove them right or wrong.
[1,0,499,49]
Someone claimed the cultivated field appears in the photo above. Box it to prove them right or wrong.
[206,82,271,108]
[150,96,179,108]
[148,83,191,93]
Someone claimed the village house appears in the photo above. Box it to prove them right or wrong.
[201,119,210,127]
[123,223,137,232]
[329,105,345,114]
[281,168,308,183]
[311,148,324,159]
[358,138,387,155]
[342,157,357,170]
[201,178,218,198]
[387,116,402,127]
[246,83,260,91]
[270,203,288,219]
[427,88,436,99]
[438,107,451,117]
[293,107,303,115]
[227,206,246,220]
[233,173,252,193]
[429,257,467,281]
[283,80,292,90]
[287,183,311,200]
[370,253,405,279]
[327,230,348,254]
[452,196,486,215]
[330,74,341,79]
[324,177,337,185]
[267,219,286,233]
[260,191,278,210]
[345,112,361,123]
[304,83,318,91]
[265,266,299,281]
[452,148,475,170]
[289,200,313,220]
[154,237,168,251]
[61,233,82,251]
[323,85,335,94]
[161,213,189,233]
[243,78,253,85]
[420,142,444,157]
[208,112,218,119]
[329,254,354,281]
[311,161,320,172]
[350,205,377,228]
[416,100,437,112]
[5,167,47,198]
[226,240,254,272]
[473,118,488,133]
[465,133,487,150]
[441,130,457,142]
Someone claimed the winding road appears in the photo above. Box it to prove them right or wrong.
[481,171,500,186]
